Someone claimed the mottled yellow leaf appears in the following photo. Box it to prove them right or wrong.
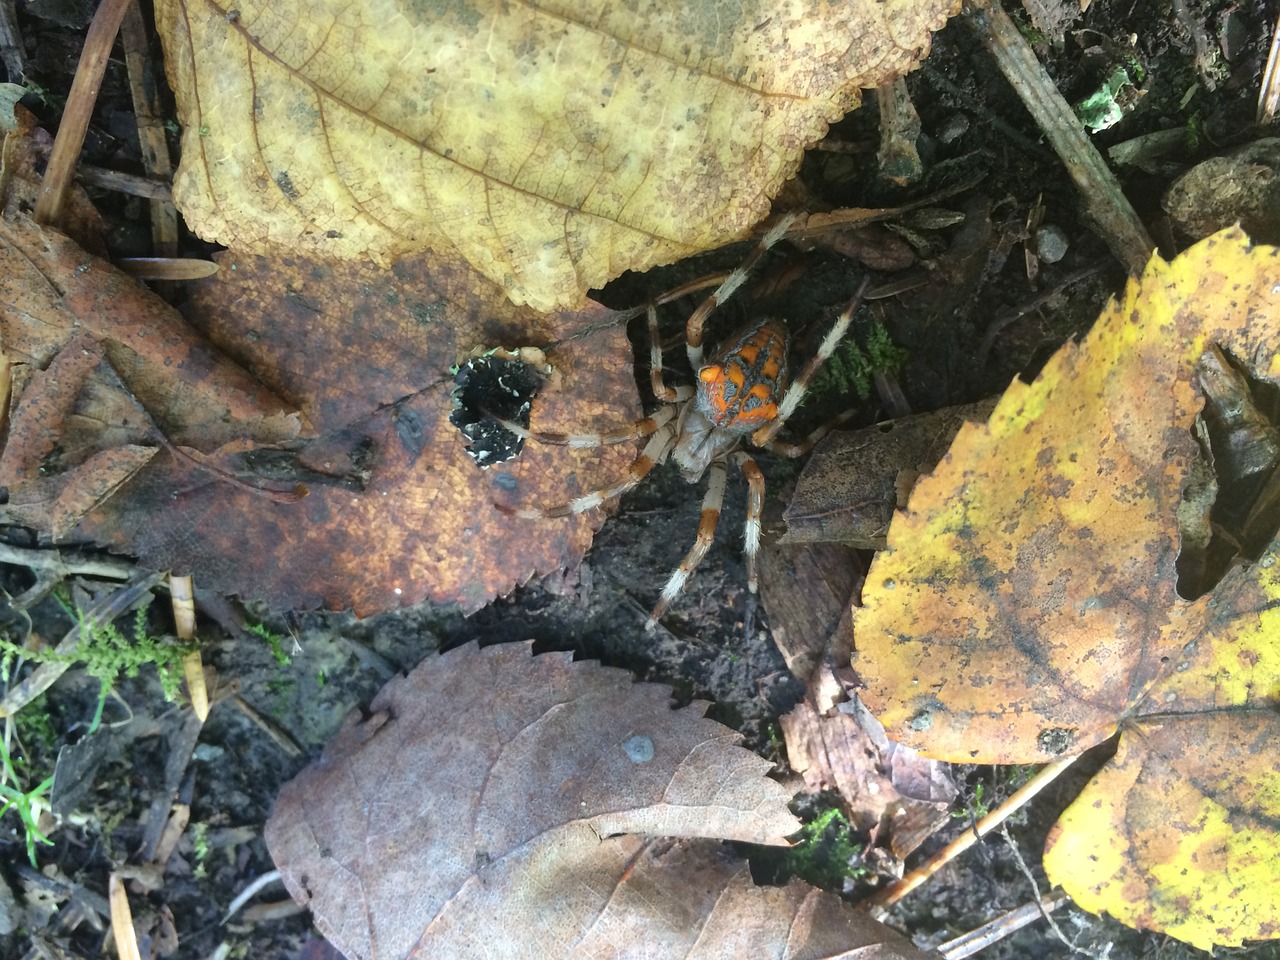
[854,227,1280,949]
[156,0,958,311]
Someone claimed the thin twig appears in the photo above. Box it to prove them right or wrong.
[861,753,1079,914]
[937,890,1072,959]
[998,824,1097,956]
[964,0,1155,275]
[32,0,133,227]
[222,869,283,924]
[76,164,173,200]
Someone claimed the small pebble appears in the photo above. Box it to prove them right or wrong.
[936,113,970,144]
[1034,224,1069,263]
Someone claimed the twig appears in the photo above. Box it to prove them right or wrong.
[976,261,1108,365]
[32,0,133,227]
[1259,11,1280,125]
[937,890,1071,959]
[964,0,1155,275]
[108,871,143,960]
[0,543,140,582]
[222,869,283,923]
[861,752,1079,914]
[998,824,1096,956]
[76,164,173,200]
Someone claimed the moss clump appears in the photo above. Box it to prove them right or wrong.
[812,319,907,402]
[1,600,196,731]
[782,806,867,891]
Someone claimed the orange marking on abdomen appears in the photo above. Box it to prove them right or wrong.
[698,319,790,430]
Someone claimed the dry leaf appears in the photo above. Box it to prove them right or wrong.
[157,0,959,310]
[0,114,299,535]
[75,250,639,615]
[781,399,997,547]
[760,541,954,861]
[266,643,932,959]
[853,227,1280,949]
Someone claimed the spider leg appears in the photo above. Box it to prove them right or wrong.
[647,303,697,404]
[761,408,860,458]
[732,452,765,594]
[497,422,677,519]
[750,277,869,448]
[488,403,678,448]
[645,459,727,631]
[685,212,799,370]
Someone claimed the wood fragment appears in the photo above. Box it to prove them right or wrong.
[172,575,209,722]
[964,0,1155,274]
[108,871,143,960]
[120,0,179,272]
[876,77,923,185]
[1258,11,1280,124]
[152,802,191,869]
[32,0,133,228]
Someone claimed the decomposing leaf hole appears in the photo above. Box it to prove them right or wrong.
[1176,342,1280,600]
[449,347,552,468]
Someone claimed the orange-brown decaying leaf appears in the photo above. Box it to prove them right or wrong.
[156,0,959,310]
[0,114,300,538]
[265,642,934,960]
[854,227,1280,949]
[75,250,640,615]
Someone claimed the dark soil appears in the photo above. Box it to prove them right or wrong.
[4,1,1280,959]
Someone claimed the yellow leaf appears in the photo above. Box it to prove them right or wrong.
[854,227,1280,948]
[156,0,958,311]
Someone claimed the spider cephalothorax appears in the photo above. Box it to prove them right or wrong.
[493,213,868,629]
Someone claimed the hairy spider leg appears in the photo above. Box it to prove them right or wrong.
[644,450,766,632]
[647,303,687,403]
[489,402,681,449]
[734,452,765,594]
[497,421,678,520]
[684,212,800,370]
[646,459,728,629]
[750,278,870,448]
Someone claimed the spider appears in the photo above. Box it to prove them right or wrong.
[494,213,868,630]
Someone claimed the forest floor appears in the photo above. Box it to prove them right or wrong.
[4,1,1280,958]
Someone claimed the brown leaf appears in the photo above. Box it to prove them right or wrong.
[157,0,959,310]
[75,250,639,615]
[760,540,954,860]
[781,399,997,547]
[266,643,929,960]
[0,115,301,535]
[0,216,296,438]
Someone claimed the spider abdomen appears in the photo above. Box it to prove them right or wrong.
[695,319,790,433]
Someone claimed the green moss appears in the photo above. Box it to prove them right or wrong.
[246,621,292,666]
[812,320,907,403]
[192,821,210,879]
[0,600,196,733]
[782,806,866,890]
[12,695,57,755]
